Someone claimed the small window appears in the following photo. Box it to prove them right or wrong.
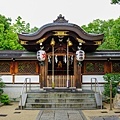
[0,61,11,74]
[84,61,104,74]
[16,61,38,74]
[112,62,120,73]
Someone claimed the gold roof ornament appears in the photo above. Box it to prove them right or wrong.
[20,40,27,45]
[50,38,55,46]
[76,38,85,44]
[53,31,69,36]
[67,39,73,46]
[36,37,46,44]
[94,41,102,45]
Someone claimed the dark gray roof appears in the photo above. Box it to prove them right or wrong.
[0,50,120,60]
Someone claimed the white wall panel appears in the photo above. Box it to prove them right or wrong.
[15,75,39,83]
[82,75,106,83]
[0,75,12,83]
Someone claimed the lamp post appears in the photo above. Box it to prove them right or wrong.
[37,43,46,88]
[76,45,85,88]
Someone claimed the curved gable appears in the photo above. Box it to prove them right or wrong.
[18,14,104,52]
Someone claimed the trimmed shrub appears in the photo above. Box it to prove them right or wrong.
[103,73,120,98]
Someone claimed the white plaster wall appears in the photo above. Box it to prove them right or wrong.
[0,75,12,83]
[0,75,39,83]
[82,75,105,83]
[15,75,39,83]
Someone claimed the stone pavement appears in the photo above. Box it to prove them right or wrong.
[0,102,39,120]
[82,103,120,120]
[36,110,86,120]
[89,116,120,120]
[0,102,120,120]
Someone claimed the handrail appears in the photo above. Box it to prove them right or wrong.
[91,78,102,109]
[20,78,31,110]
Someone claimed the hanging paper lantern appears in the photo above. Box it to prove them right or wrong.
[76,50,85,61]
[37,50,46,61]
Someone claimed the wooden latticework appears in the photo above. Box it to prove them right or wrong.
[0,61,11,74]
[112,62,120,73]
[47,75,75,87]
[17,61,38,74]
[85,61,104,73]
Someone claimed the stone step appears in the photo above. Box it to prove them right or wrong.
[26,102,97,109]
[26,98,95,103]
[21,90,100,110]
[27,93,95,98]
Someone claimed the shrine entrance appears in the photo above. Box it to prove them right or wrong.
[18,14,104,88]
[47,55,75,87]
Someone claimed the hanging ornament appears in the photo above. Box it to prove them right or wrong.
[37,50,46,61]
[64,55,67,63]
[48,55,51,63]
[71,55,73,64]
[55,55,58,63]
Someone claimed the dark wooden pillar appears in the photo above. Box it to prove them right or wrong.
[74,56,77,87]
[77,65,81,88]
[44,56,48,87]
[11,60,15,84]
[38,62,41,88]
[105,61,112,73]
[39,62,45,88]
[77,63,82,88]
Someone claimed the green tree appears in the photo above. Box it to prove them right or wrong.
[31,26,39,33]
[0,14,11,30]
[103,73,120,99]
[0,14,38,50]
[110,18,120,49]
[81,17,120,50]
[0,14,24,50]
[13,16,38,33]
[111,0,120,4]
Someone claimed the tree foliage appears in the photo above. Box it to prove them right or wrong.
[103,73,120,99]
[0,14,38,50]
[0,14,24,50]
[81,17,120,50]
[111,0,120,4]
[13,16,38,33]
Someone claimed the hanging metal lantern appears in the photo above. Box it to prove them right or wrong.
[37,50,46,61]
[76,50,85,61]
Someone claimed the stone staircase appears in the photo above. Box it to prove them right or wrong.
[19,88,102,110]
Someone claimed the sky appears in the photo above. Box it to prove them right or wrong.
[0,0,120,28]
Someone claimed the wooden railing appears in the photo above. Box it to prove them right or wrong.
[47,75,75,87]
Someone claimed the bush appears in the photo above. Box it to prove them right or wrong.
[103,73,120,99]
[0,94,10,105]
[0,77,5,95]
[0,76,10,105]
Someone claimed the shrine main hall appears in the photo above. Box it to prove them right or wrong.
[0,14,120,97]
